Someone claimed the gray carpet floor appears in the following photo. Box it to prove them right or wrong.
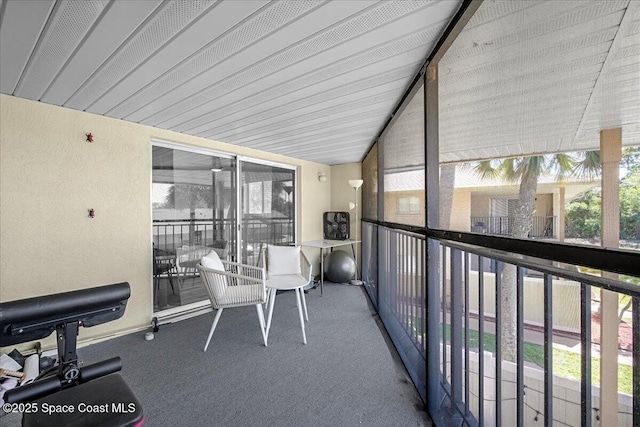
[3,283,431,426]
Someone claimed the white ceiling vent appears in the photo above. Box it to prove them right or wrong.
[65,0,216,111]
[15,0,108,101]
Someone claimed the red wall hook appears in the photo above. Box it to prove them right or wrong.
[86,133,94,142]
[88,209,95,218]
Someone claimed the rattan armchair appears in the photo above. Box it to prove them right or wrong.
[197,251,267,351]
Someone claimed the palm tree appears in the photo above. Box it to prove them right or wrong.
[164,184,213,246]
[472,151,600,362]
[439,163,457,228]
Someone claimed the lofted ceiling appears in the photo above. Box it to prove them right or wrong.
[1,1,637,166]
[0,0,461,165]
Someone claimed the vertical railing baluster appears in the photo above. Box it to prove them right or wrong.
[421,238,426,352]
[427,238,442,412]
[386,229,390,310]
[464,251,470,417]
[396,234,401,326]
[397,232,401,326]
[516,266,524,427]
[410,236,416,344]
[581,282,592,427]
[478,255,485,425]
[421,238,425,350]
[633,295,639,427]
[416,237,419,345]
[411,236,414,344]
[544,273,553,427]
[397,233,401,324]
[379,229,383,306]
[442,245,448,392]
[451,248,462,409]
[495,260,502,427]
[390,232,400,326]
[407,235,410,342]
[390,232,397,331]
[376,225,380,309]
[403,235,407,336]
[400,233,404,328]
[405,235,409,339]
[398,234,402,328]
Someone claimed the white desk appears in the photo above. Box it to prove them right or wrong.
[301,239,359,295]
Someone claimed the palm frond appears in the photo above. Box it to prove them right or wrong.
[512,156,543,182]
[473,160,500,180]
[498,158,519,182]
[552,153,575,182]
[573,150,601,179]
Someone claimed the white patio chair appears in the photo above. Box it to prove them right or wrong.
[177,246,210,287]
[263,245,312,344]
[197,250,268,351]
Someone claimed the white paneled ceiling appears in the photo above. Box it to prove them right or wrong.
[0,0,460,165]
[439,0,640,163]
[1,1,638,165]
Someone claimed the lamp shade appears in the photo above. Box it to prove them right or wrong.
[348,179,363,189]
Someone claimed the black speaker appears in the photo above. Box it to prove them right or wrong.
[323,211,350,240]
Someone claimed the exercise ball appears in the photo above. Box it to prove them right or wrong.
[324,250,356,283]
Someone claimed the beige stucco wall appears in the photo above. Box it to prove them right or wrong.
[467,271,581,332]
[330,163,361,223]
[383,190,425,226]
[449,189,471,231]
[0,94,331,350]
[470,194,491,217]
[329,163,362,267]
[535,193,553,216]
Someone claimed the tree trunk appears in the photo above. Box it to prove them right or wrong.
[439,164,456,228]
[188,208,196,247]
[501,164,540,362]
[500,263,518,362]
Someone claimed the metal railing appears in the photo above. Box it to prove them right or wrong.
[153,219,233,253]
[362,219,639,427]
[471,216,555,238]
[152,217,293,263]
[362,221,428,399]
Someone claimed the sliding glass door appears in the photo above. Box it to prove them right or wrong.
[151,143,297,316]
[239,160,296,266]
[152,144,236,313]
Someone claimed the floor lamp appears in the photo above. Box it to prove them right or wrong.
[348,179,363,286]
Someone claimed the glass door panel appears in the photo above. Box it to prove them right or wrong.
[152,145,236,313]
[240,161,295,266]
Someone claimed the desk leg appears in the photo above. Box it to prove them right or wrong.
[350,243,359,279]
[320,248,324,296]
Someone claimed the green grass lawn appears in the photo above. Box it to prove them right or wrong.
[445,327,632,395]
[552,349,633,396]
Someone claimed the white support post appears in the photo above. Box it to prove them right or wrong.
[599,128,621,426]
